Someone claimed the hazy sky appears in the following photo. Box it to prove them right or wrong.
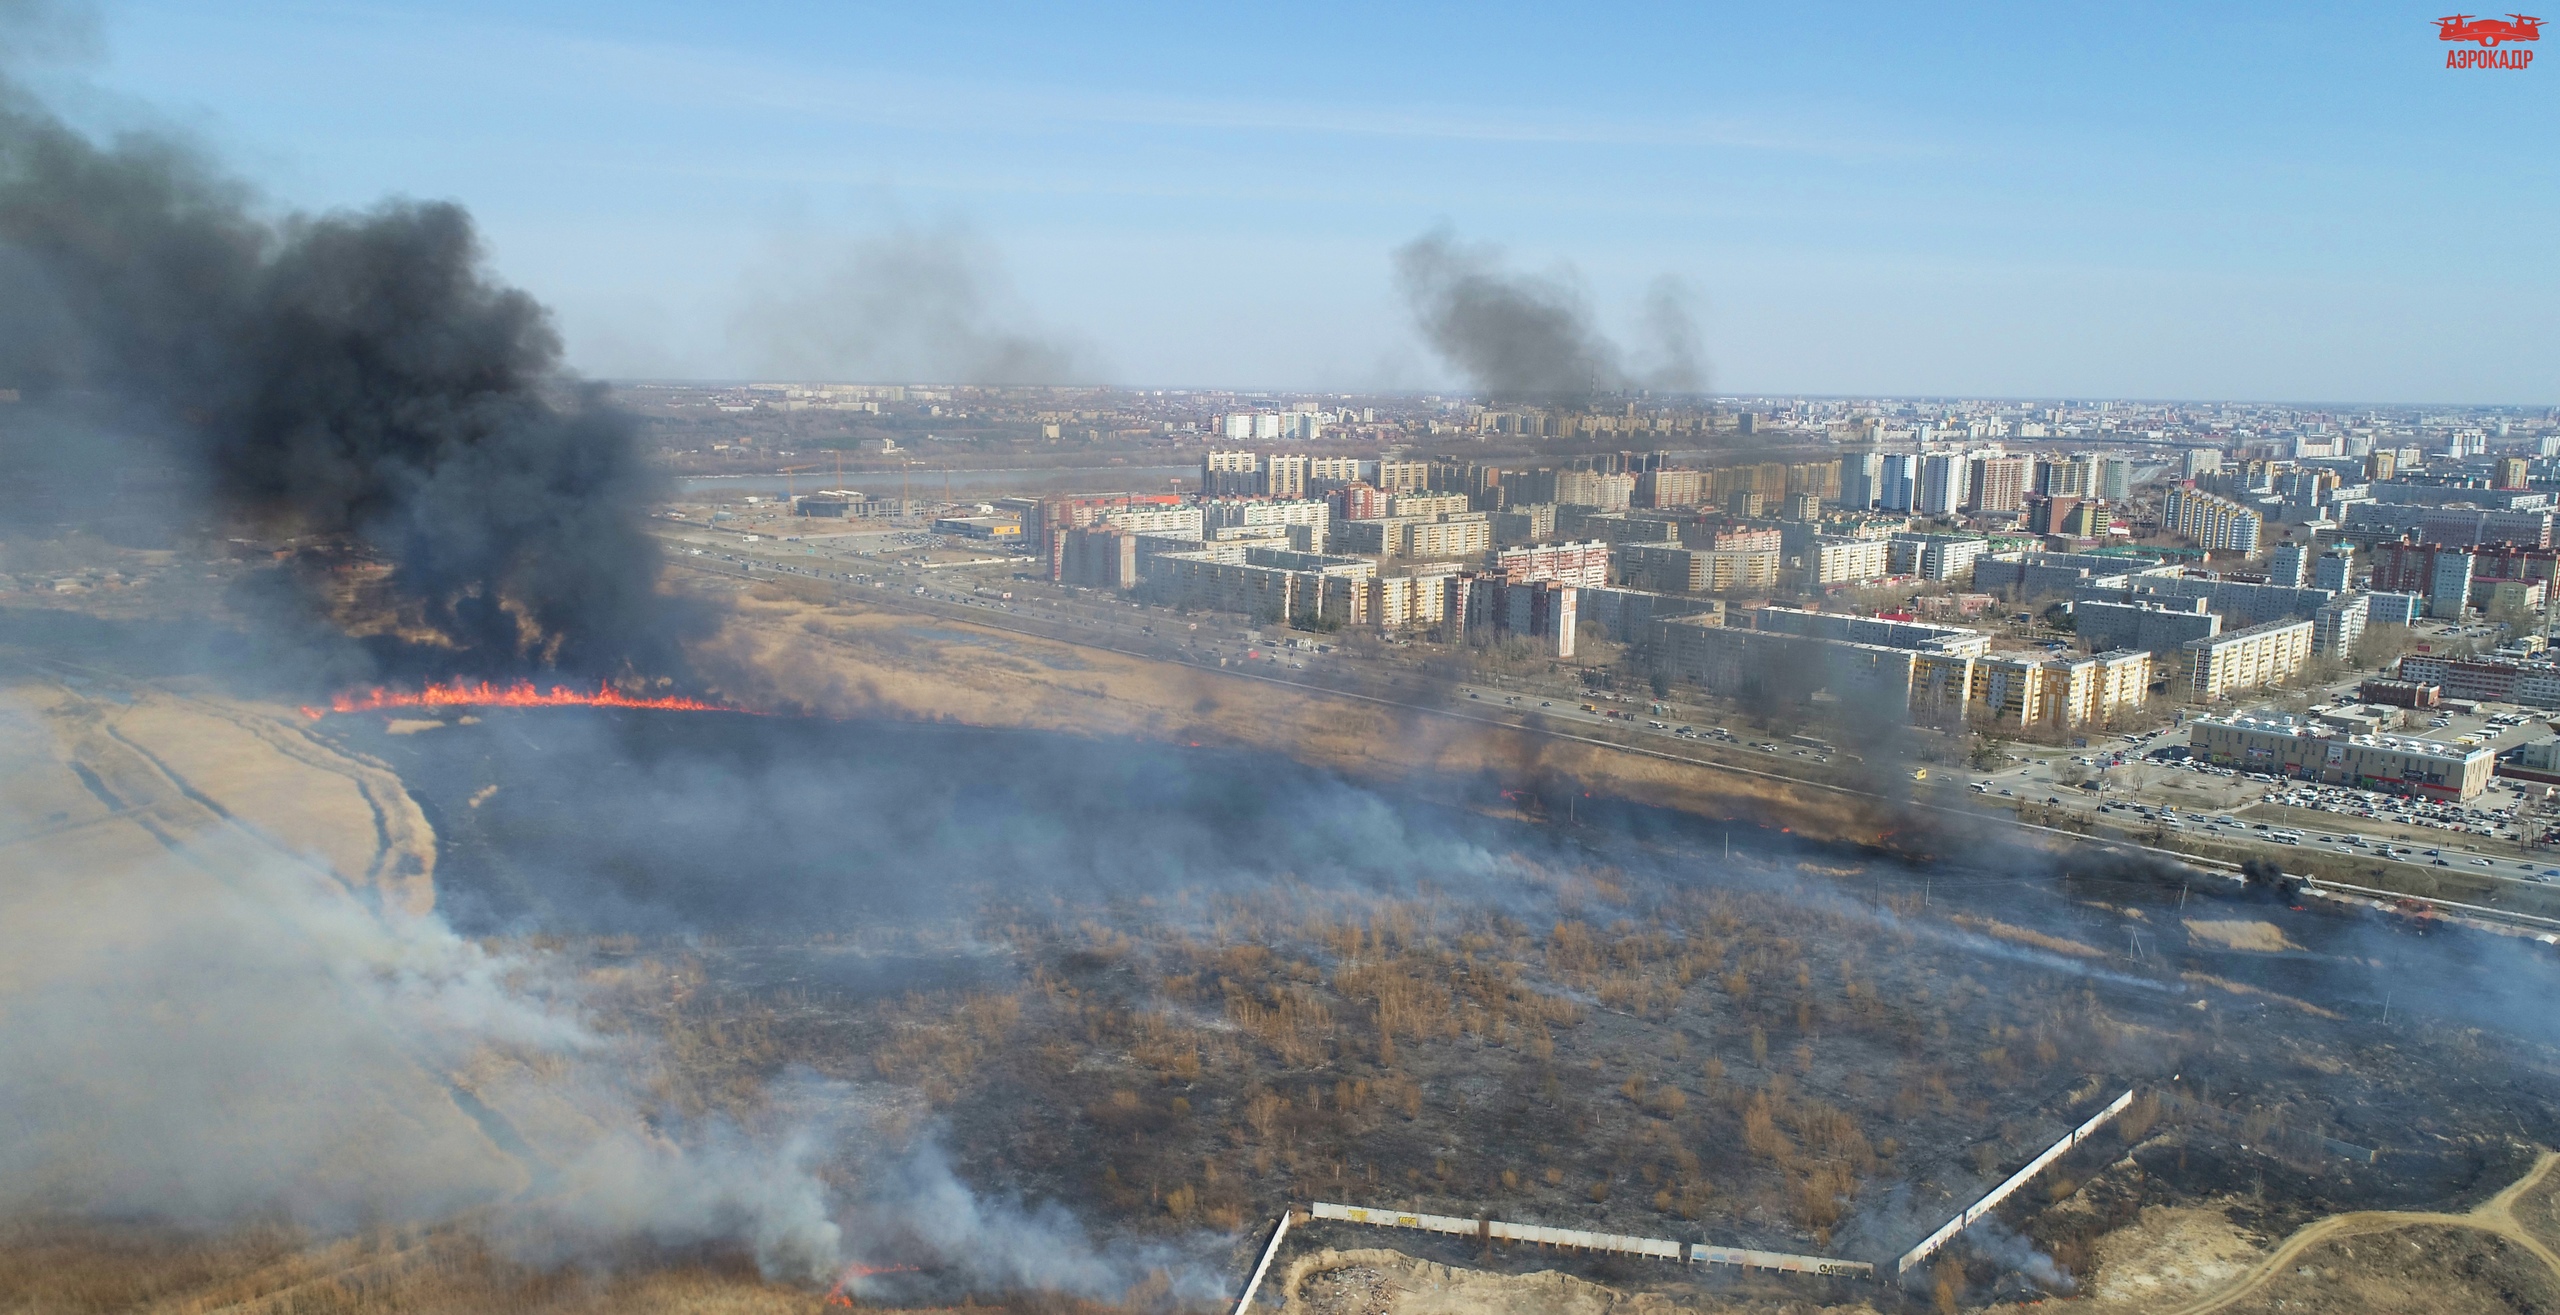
[38,1,2560,401]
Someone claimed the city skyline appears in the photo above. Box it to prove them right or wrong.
[30,1,2560,401]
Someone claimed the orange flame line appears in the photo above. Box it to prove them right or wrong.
[822,1262,920,1305]
[299,679,746,719]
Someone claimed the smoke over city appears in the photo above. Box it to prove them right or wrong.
[1394,226,1706,407]
[0,54,695,681]
[732,216,1095,387]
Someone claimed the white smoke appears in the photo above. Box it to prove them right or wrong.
[0,739,842,1279]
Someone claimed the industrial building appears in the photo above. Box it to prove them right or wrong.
[2187,713,2494,801]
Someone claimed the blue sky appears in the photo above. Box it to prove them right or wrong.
[38,1,2560,400]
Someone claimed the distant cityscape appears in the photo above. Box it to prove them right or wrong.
[663,386,2560,805]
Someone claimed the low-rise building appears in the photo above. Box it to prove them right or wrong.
[930,515,1021,540]
[2396,654,2560,707]
[2187,713,2493,800]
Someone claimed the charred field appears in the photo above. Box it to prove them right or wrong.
[317,704,2560,1311]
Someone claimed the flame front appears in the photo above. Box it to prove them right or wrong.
[822,1262,920,1306]
[301,679,742,719]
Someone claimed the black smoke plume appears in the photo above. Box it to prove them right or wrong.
[0,64,696,680]
[1393,225,1705,408]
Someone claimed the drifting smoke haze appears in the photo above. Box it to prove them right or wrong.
[731,216,1096,386]
[0,732,840,1279]
[1394,225,1706,407]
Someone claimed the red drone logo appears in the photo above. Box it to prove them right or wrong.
[2439,13,2540,65]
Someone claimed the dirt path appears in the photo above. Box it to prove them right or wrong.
[2158,1150,2560,1315]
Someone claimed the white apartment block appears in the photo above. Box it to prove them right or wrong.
[2164,486,2264,554]
[1388,491,1472,519]
[2183,617,2314,701]
[1806,536,1892,585]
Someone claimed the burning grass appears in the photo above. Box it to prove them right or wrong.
[545,845,2560,1309]
[302,679,747,719]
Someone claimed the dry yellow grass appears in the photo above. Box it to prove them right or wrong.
[686,580,1908,848]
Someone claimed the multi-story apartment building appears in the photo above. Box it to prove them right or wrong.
[2074,597,2222,654]
[1367,566,1458,630]
[1615,543,1783,593]
[1263,453,1310,499]
[1201,450,1261,497]
[1916,453,1965,517]
[1969,649,2152,729]
[1805,536,1892,585]
[1636,468,1705,508]
[1967,454,2031,513]
[1387,491,1472,519]
[2269,541,2310,587]
[2182,617,2315,701]
[1878,453,1920,513]
[1497,541,1611,588]
[1203,496,1329,547]
[1490,503,1558,545]
[1554,469,1637,511]
[1375,459,1431,494]
[2163,486,2264,553]
[1329,482,1388,522]
[1839,453,1883,511]
[1332,512,1492,560]
[1147,546,1374,624]
[1446,575,1579,657]
[1889,534,1988,584]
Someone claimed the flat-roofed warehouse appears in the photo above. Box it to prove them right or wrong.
[2187,712,2494,801]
